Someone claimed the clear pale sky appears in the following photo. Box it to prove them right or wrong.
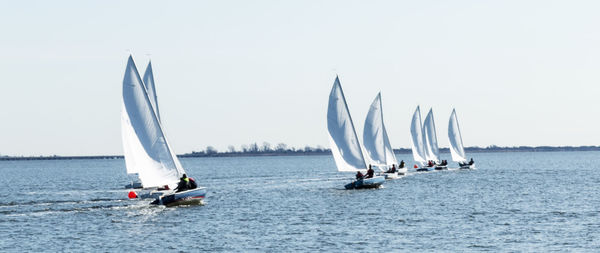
[1,1,599,156]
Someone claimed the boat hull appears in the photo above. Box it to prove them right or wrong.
[379,172,398,179]
[416,167,432,172]
[459,163,475,169]
[434,165,448,170]
[152,187,206,207]
[124,182,143,189]
[345,176,385,189]
[397,168,407,175]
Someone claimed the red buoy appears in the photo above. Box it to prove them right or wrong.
[414,164,418,168]
[128,191,138,199]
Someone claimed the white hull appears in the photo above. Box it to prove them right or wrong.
[378,172,398,179]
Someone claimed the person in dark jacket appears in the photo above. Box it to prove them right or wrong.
[356,171,364,180]
[175,174,191,192]
[365,165,374,179]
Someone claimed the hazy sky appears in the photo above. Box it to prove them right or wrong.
[1,1,600,156]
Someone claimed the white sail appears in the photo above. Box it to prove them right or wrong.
[363,93,398,167]
[121,56,185,188]
[410,106,426,164]
[422,109,440,163]
[448,108,467,162]
[142,61,160,122]
[327,76,367,172]
[382,124,398,166]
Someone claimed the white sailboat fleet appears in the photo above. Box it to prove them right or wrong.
[327,77,385,189]
[121,56,206,206]
[326,76,476,189]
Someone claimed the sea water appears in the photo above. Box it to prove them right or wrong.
[0,151,599,252]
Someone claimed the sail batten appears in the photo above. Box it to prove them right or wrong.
[121,56,184,188]
[448,109,467,162]
[327,77,367,172]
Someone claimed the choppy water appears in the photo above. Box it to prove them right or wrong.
[0,151,599,252]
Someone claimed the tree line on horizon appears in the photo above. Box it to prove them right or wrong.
[2,144,600,160]
[179,142,600,157]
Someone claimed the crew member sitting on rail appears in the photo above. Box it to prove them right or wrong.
[387,164,396,173]
[356,171,364,180]
[365,165,375,178]
[399,160,405,168]
[428,160,434,167]
[469,158,474,165]
[175,174,195,192]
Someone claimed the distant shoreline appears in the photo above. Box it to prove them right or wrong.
[1,145,599,161]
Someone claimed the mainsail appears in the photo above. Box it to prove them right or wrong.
[448,108,467,162]
[410,106,426,164]
[121,56,185,188]
[422,109,440,163]
[362,92,398,167]
[327,77,368,172]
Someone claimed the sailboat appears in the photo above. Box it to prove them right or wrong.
[121,56,206,206]
[422,109,447,170]
[362,92,406,179]
[123,61,160,189]
[327,77,385,189]
[410,106,430,172]
[448,109,475,169]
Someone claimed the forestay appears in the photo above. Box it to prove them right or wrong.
[363,93,398,168]
[448,108,467,162]
[327,77,368,172]
[422,109,440,163]
[410,106,426,164]
[121,56,185,188]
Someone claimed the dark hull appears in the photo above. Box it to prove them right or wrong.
[151,188,207,207]
[344,176,385,190]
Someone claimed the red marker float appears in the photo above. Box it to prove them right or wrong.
[128,191,138,199]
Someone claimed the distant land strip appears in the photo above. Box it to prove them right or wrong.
[1,145,600,161]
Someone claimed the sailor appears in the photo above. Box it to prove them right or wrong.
[399,160,405,168]
[365,165,374,178]
[390,164,396,173]
[175,174,191,192]
[428,160,433,167]
[356,171,364,180]
[469,158,474,165]
[189,176,198,189]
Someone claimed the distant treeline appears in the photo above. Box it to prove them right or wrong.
[179,143,600,157]
[2,144,600,160]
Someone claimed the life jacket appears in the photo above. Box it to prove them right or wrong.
[189,177,197,189]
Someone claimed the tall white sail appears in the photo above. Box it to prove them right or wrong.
[142,61,160,122]
[121,56,185,188]
[448,108,467,162]
[422,109,440,163]
[410,106,426,164]
[327,77,367,172]
[363,93,398,167]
